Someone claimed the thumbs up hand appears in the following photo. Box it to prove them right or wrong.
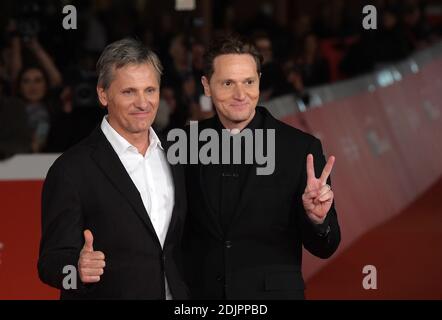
[78,230,105,283]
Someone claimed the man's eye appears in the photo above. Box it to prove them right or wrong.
[146,88,157,94]
[246,79,255,85]
[122,90,133,95]
[223,81,232,87]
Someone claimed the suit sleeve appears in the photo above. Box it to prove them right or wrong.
[38,159,86,290]
[296,137,341,259]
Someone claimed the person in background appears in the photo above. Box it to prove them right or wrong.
[8,29,63,152]
[0,87,31,160]
[16,66,51,152]
[296,33,330,87]
[253,32,289,101]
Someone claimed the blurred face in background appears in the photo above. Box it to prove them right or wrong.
[97,63,160,142]
[293,14,312,39]
[255,37,273,64]
[404,7,421,27]
[161,87,177,113]
[202,54,260,130]
[304,34,319,57]
[169,35,188,66]
[192,43,205,71]
[383,11,398,30]
[20,68,47,103]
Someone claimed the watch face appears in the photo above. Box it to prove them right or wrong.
[319,225,331,238]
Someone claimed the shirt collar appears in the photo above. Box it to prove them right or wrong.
[148,125,164,151]
[100,116,164,157]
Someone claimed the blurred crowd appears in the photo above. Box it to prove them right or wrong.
[0,0,441,158]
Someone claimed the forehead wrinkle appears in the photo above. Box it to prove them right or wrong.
[111,66,159,90]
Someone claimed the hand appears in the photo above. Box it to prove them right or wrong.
[302,154,335,224]
[24,37,42,52]
[78,230,105,283]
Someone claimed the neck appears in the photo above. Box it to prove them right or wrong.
[129,132,150,156]
[219,109,256,132]
[108,118,150,155]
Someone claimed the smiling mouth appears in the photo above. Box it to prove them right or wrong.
[230,103,248,108]
[130,111,150,117]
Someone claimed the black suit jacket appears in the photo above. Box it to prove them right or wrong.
[182,107,341,299]
[38,127,188,299]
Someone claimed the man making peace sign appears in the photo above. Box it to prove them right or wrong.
[182,35,341,300]
[303,154,336,225]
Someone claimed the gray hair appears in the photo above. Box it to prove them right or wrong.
[96,38,163,89]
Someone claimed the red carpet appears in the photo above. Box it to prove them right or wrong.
[306,178,442,299]
[1,178,441,299]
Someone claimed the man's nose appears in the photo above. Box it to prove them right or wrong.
[233,85,246,100]
[135,92,149,108]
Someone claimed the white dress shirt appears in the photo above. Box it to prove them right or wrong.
[100,116,174,299]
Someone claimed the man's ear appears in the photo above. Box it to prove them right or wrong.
[97,86,108,107]
[201,76,211,97]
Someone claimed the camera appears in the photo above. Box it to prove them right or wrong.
[15,1,41,43]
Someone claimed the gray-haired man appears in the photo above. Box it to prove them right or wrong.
[38,38,188,299]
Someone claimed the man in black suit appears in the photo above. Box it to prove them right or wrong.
[182,35,341,299]
[38,38,188,299]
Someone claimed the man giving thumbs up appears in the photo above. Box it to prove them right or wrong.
[78,230,105,283]
[38,39,188,300]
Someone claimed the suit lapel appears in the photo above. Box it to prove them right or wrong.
[90,128,161,247]
[199,165,224,238]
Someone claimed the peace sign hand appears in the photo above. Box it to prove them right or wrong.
[302,154,335,224]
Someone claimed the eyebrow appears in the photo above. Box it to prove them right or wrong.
[121,86,157,91]
[219,76,258,82]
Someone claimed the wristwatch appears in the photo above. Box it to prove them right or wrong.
[317,225,331,238]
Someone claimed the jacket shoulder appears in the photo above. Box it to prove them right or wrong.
[47,129,99,175]
[262,108,319,147]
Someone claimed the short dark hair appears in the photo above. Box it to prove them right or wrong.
[203,34,262,80]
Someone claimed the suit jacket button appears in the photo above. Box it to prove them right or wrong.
[224,241,232,249]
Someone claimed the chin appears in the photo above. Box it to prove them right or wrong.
[232,110,253,121]
[128,123,150,134]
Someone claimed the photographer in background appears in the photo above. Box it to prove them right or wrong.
[6,17,64,153]
[16,65,52,152]
[10,35,64,153]
[51,50,105,151]
[0,54,31,159]
[0,96,32,160]
[8,15,62,90]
